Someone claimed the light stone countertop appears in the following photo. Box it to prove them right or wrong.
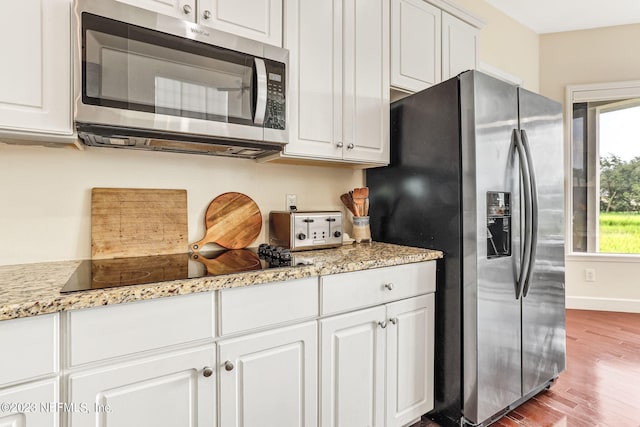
[0,242,442,321]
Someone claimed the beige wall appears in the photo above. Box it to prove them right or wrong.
[540,24,640,102]
[0,143,361,266]
[541,24,640,313]
[453,0,540,91]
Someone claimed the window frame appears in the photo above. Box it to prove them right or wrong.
[565,80,640,261]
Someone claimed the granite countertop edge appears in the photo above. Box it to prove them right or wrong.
[0,242,443,321]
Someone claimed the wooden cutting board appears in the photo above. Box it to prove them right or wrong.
[190,192,262,251]
[91,188,188,259]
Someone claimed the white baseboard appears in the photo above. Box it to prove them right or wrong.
[566,296,640,313]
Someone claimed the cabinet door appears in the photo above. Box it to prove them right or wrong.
[0,379,58,427]
[342,0,390,164]
[283,0,342,160]
[218,322,317,427]
[198,0,282,46]
[385,295,435,427]
[442,11,479,79]
[390,0,441,92]
[320,306,386,427]
[0,0,72,137]
[68,347,215,427]
[114,0,196,21]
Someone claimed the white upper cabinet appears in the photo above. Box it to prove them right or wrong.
[442,11,479,79]
[282,0,390,165]
[391,0,482,93]
[114,0,196,20]
[390,0,441,93]
[198,0,282,46]
[0,0,73,142]
[117,0,282,46]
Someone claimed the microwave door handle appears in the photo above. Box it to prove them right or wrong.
[253,58,268,125]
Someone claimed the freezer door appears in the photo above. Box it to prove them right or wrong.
[518,88,566,395]
[461,71,522,424]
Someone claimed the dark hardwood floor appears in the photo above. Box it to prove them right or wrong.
[412,309,640,427]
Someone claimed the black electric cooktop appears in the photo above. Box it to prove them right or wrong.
[61,245,313,294]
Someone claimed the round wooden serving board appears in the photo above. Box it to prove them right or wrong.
[190,192,262,251]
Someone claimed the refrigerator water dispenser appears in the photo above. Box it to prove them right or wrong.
[487,191,511,258]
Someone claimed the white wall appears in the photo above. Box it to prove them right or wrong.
[0,142,362,266]
[566,256,640,312]
[540,24,640,313]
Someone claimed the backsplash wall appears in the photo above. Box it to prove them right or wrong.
[0,142,363,266]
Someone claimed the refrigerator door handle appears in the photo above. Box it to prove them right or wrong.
[521,129,539,297]
[514,129,532,300]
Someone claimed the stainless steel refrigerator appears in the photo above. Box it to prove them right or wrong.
[366,70,565,427]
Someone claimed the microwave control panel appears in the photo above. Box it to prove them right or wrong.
[264,59,286,130]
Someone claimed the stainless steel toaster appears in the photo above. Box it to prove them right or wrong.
[269,211,343,251]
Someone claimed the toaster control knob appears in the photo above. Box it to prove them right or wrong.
[297,233,307,240]
[334,231,342,238]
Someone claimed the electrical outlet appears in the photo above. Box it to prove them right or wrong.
[585,268,596,282]
[286,194,297,211]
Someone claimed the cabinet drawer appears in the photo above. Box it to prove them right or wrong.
[0,314,58,387]
[68,292,215,366]
[219,277,318,336]
[321,261,435,315]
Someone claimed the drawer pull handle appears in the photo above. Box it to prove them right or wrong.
[203,9,212,19]
[202,366,214,378]
[384,283,394,291]
[347,143,355,150]
[336,142,344,148]
[224,361,235,372]
[378,321,387,329]
[183,4,192,14]
[389,317,398,325]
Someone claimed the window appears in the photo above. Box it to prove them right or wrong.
[569,81,640,255]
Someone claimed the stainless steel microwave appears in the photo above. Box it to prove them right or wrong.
[73,0,288,159]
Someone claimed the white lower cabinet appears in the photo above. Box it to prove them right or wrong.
[0,379,59,427]
[320,295,435,427]
[7,261,435,427]
[67,346,215,427]
[386,295,435,427]
[320,306,387,427]
[218,322,317,427]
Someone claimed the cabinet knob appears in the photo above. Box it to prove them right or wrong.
[378,321,387,329]
[347,143,354,150]
[389,317,398,325]
[224,360,235,371]
[336,142,344,148]
[202,366,213,377]
[384,283,394,291]
[203,9,212,19]
[183,4,192,14]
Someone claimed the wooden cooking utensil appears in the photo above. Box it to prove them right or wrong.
[91,188,188,259]
[340,193,358,216]
[352,187,369,217]
[190,192,262,251]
